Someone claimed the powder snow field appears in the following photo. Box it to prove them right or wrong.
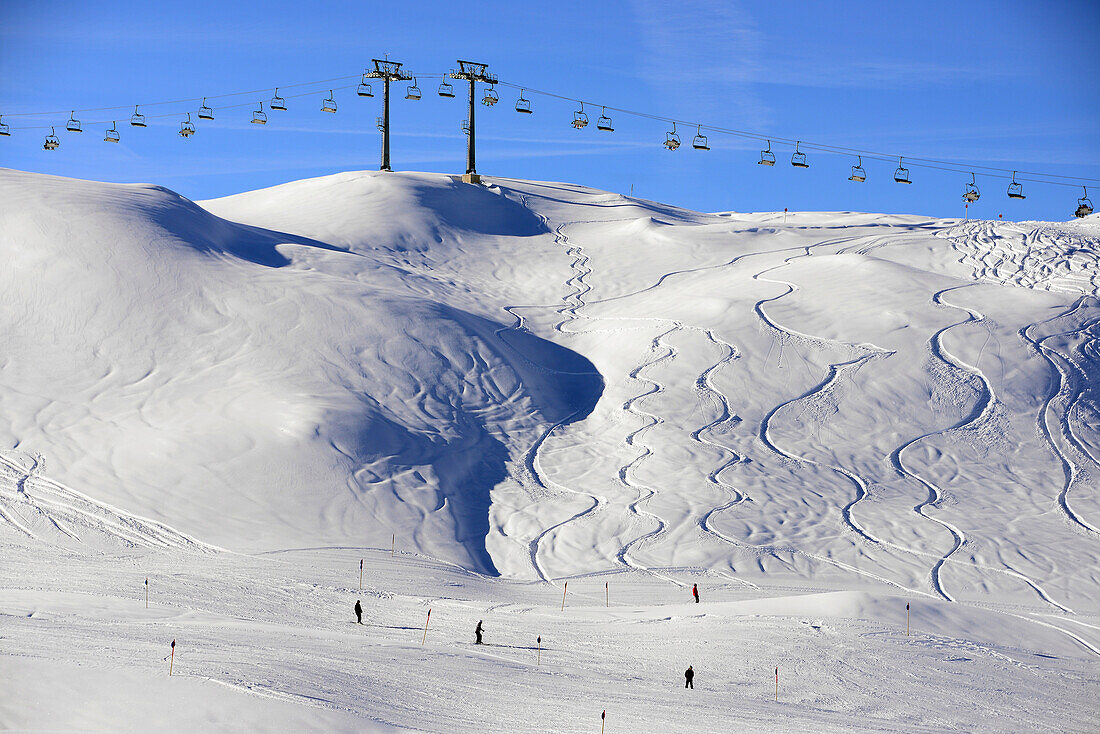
[1,168,1098,732]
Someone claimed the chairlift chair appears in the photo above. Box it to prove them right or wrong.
[179,113,196,138]
[664,122,681,151]
[848,155,866,182]
[692,125,709,150]
[791,141,808,168]
[962,173,980,203]
[596,107,614,132]
[130,105,146,128]
[66,112,82,133]
[461,118,470,135]
[252,102,267,125]
[198,98,214,121]
[377,116,385,132]
[271,89,288,111]
[1006,171,1025,200]
[572,102,588,129]
[758,140,776,166]
[322,91,337,113]
[515,90,532,113]
[357,76,374,98]
[1076,187,1094,218]
[44,127,60,150]
[438,79,455,98]
[482,85,499,106]
[893,157,911,184]
[104,122,120,143]
[0,116,10,137]
[406,78,422,101]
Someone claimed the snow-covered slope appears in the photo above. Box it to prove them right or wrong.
[2,168,1098,732]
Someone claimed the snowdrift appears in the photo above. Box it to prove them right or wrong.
[2,167,1098,610]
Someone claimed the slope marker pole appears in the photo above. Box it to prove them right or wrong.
[537,635,542,666]
[391,533,395,557]
[906,602,910,636]
[605,581,608,608]
[421,608,431,645]
[359,559,363,591]
[601,709,606,733]
[561,581,568,611]
[775,666,778,702]
[145,577,148,608]
[169,640,176,676]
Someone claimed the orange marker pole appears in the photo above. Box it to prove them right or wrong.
[783,207,788,224]
[537,635,541,666]
[359,559,363,591]
[561,582,568,612]
[421,608,431,645]
[169,640,176,676]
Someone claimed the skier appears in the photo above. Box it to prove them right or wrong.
[354,599,363,625]
[475,620,484,644]
[692,583,699,603]
[685,665,695,689]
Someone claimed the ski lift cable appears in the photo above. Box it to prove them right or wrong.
[9,84,361,130]
[493,79,1100,185]
[4,66,1096,188]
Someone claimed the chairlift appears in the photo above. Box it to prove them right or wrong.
[664,122,681,150]
[962,173,980,203]
[482,85,499,106]
[357,76,374,98]
[1076,186,1094,218]
[461,118,470,135]
[0,116,10,137]
[252,102,267,125]
[66,111,82,133]
[893,157,911,184]
[438,79,455,98]
[515,90,532,113]
[198,98,214,121]
[130,105,146,128]
[791,141,808,168]
[322,90,337,113]
[1006,171,1025,200]
[104,122,120,143]
[758,140,775,166]
[179,113,196,138]
[44,127,60,150]
[406,78,422,101]
[376,116,385,132]
[848,155,866,182]
[572,102,588,129]
[270,89,287,111]
[692,125,709,150]
[596,107,614,132]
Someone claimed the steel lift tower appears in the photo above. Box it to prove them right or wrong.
[365,59,411,172]
[449,60,496,184]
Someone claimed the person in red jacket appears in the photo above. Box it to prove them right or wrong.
[692,583,699,603]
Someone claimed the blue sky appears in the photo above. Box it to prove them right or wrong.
[2,0,1097,219]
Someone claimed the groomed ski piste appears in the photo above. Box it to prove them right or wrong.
[1,167,1098,733]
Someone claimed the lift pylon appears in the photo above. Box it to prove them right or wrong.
[449,60,497,183]
[365,59,412,172]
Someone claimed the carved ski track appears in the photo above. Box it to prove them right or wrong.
[752,248,897,545]
[0,452,220,551]
[1019,298,1100,536]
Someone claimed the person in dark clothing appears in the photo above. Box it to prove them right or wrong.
[692,583,699,603]
[475,620,484,644]
[354,599,363,625]
[685,665,694,689]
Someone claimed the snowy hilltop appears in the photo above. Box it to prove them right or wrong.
[1,168,1097,733]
